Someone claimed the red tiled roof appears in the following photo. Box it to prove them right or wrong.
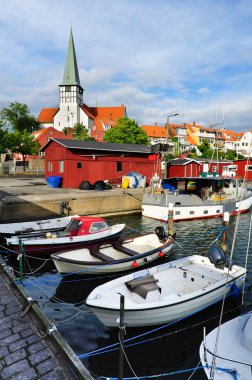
[141,125,168,138]
[32,127,72,146]
[38,108,59,123]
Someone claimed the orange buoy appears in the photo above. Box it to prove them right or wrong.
[159,251,165,257]
[132,261,139,268]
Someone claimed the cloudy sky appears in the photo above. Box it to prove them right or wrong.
[1,0,252,131]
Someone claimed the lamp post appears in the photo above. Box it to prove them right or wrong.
[165,113,179,177]
[166,113,179,145]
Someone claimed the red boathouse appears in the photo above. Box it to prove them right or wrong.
[41,138,161,188]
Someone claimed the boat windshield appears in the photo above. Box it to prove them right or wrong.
[64,219,82,233]
[89,221,109,233]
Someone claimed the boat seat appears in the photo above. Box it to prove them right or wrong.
[112,240,137,256]
[126,275,161,299]
[89,245,113,262]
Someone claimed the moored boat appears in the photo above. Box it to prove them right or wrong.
[0,215,79,241]
[51,228,174,275]
[142,174,252,222]
[199,311,252,379]
[85,246,246,327]
[5,216,125,256]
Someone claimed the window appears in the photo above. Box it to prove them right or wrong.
[89,221,109,233]
[216,209,220,213]
[48,162,53,171]
[65,86,71,92]
[117,161,122,172]
[59,161,64,173]
[212,166,217,172]
[77,162,82,169]
[245,165,252,171]
[39,152,45,157]
[203,210,208,214]
[175,211,180,215]
[189,211,194,215]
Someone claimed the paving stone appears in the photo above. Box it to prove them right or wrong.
[5,300,18,309]
[26,334,40,345]
[4,349,26,366]
[37,357,56,375]
[0,321,11,331]
[5,306,21,316]
[28,341,47,355]
[40,367,66,380]
[1,358,30,379]
[0,346,9,359]
[20,328,34,339]
[9,338,28,352]
[13,322,29,334]
[30,348,51,365]
[9,367,37,380]
[0,329,13,340]
[0,333,20,347]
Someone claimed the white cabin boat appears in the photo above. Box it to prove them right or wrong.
[142,175,252,222]
[200,312,252,379]
[86,247,246,327]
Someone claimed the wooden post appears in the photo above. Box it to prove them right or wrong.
[168,203,174,236]
[118,293,125,380]
[221,212,230,254]
[18,239,23,281]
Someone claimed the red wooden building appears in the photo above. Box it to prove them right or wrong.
[167,158,234,178]
[233,159,252,180]
[41,138,161,188]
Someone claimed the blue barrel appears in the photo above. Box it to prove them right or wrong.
[46,176,62,188]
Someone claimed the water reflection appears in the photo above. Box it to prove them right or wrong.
[22,211,252,379]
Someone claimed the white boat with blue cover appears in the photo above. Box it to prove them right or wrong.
[85,246,246,327]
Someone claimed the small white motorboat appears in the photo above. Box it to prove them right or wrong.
[199,311,252,379]
[5,216,125,256]
[0,215,79,240]
[85,246,246,327]
[51,227,174,275]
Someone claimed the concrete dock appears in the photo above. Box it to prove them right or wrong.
[0,177,143,223]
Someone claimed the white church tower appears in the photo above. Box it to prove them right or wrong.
[54,29,84,130]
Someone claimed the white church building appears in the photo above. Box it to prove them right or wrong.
[38,29,126,141]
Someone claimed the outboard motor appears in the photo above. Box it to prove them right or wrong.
[209,244,226,269]
[155,226,167,241]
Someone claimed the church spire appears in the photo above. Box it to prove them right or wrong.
[61,28,81,86]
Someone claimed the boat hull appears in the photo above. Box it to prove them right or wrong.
[5,224,125,256]
[51,235,174,275]
[86,256,246,327]
[142,193,252,222]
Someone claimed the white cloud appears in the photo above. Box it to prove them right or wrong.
[1,0,252,131]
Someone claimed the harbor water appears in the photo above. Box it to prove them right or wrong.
[6,212,252,379]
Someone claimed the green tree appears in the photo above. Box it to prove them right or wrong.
[8,131,40,172]
[72,123,94,140]
[197,139,214,158]
[0,102,41,133]
[62,127,69,135]
[103,117,149,144]
[225,149,237,160]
